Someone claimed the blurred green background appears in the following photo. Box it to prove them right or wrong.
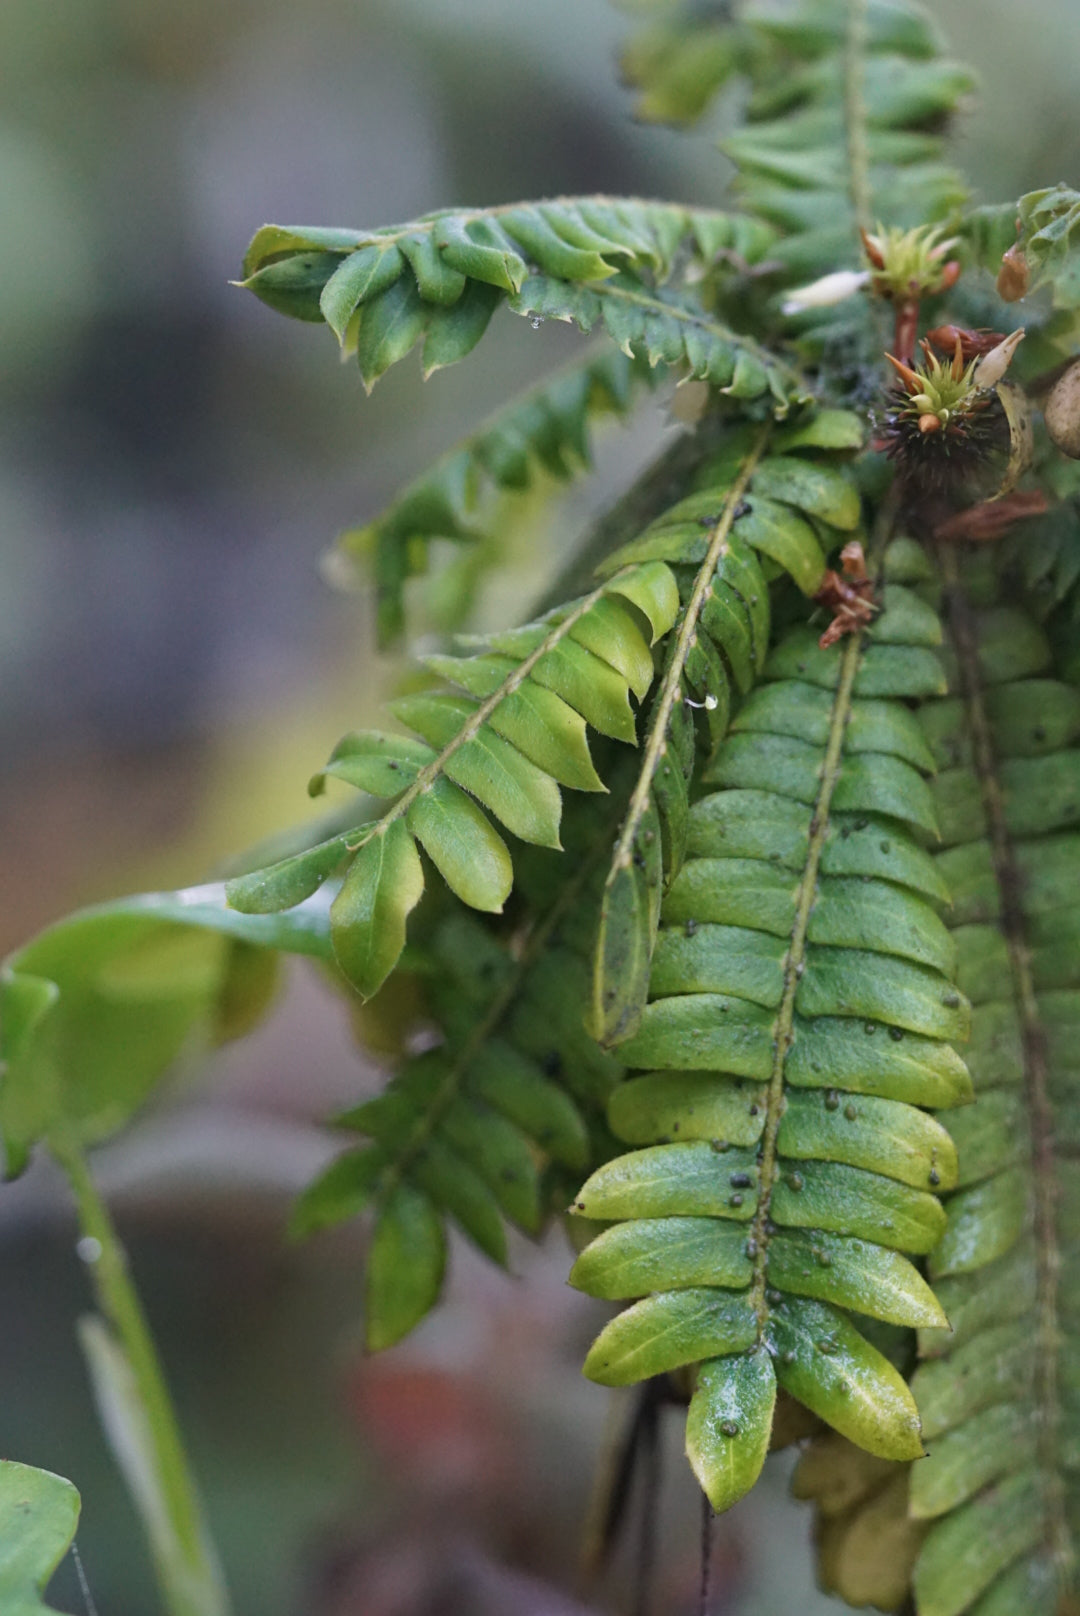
[1,2,1077,1613]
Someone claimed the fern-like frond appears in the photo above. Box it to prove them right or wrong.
[291,805,627,1350]
[728,0,972,363]
[225,562,679,999]
[901,545,1080,1616]
[336,346,660,646]
[588,411,866,1044]
[570,539,973,1513]
[239,197,791,395]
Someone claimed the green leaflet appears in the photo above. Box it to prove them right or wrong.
[234,564,675,1000]
[330,821,425,1001]
[686,1351,777,1514]
[574,563,965,1512]
[365,1185,446,1352]
[906,553,1080,1616]
[583,1288,757,1386]
[0,1461,80,1615]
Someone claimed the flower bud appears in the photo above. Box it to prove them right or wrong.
[997,243,1029,302]
[972,328,1025,389]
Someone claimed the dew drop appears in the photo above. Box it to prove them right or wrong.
[844,1103,858,1122]
[787,1172,804,1192]
[730,1171,752,1189]
[76,1236,102,1264]
[721,1420,740,1438]
[889,1026,904,1041]
[929,1168,941,1187]
[729,1193,745,1208]
[782,1348,797,1365]
[863,1021,876,1035]
[880,839,891,853]
[824,1089,840,1111]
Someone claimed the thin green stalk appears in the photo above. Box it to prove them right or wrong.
[50,1132,231,1616]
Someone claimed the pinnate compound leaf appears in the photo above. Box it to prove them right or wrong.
[686,1352,776,1514]
[0,1461,80,1616]
[329,821,425,999]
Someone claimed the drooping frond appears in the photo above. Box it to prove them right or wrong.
[902,544,1080,1616]
[240,198,791,396]
[570,538,974,1513]
[588,410,866,1044]
[336,346,660,646]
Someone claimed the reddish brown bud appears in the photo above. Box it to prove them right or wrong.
[937,260,962,292]
[997,242,1030,302]
[918,413,942,435]
[860,227,886,270]
[926,325,1008,360]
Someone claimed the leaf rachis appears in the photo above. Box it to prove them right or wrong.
[605,427,772,909]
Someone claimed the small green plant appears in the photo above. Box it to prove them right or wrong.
[4,1,1080,1612]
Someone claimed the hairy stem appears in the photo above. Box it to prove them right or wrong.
[748,626,864,1331]
[50,1133,231,1616]
[748,495,895,1332]
[937,540,1072,1585]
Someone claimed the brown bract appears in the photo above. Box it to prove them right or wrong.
[933,489,1049,543]
[813,540,877,648]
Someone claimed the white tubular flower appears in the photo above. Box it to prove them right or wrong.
[781,268,870,315]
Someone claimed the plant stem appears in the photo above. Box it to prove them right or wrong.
[50,1132,232,1616]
